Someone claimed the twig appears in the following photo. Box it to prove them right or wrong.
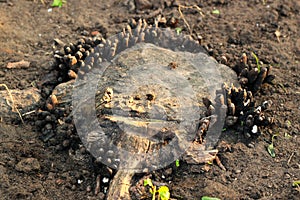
[22,110,36,117]
[94,175,101,195]
[287,152,295,165]
[0,84,24,124]
[178,5,204,35]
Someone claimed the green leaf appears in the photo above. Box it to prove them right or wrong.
[52,0,65,8]
[267,143,275,157]
[212,9,220,15]
[175,159,180,167]
[202,196,221,200]
[267,133,279,157]
[292,180,300,187]
[144,178,153,187]
[158,186,170,200]
[251,52,261,73]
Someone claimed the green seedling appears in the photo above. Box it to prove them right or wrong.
[284,132,292,138]
[293,180,300,192]
[158,186,170,200]
[202,196,221,200]
[52,0,66,7]
[144,178,156,200]
[144,178,170,200]
[175,159,180,167]
[251,52,261,73]
[293,180,300,187]
[267,133,278,158]
[212,9,220,15]
[222,128,227,132]
[175,27,182,35]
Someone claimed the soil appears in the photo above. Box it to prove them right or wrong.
[0,0,299,199]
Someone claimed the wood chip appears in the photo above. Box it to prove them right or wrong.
[6,60,30,69]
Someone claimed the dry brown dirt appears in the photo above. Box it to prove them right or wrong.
[0,0,299,199]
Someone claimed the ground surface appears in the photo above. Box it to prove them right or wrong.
[0,0,299,199]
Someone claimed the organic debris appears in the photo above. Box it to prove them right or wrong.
[0,84,24,124]
[178,4,204,34]
[6,60,30,69]
[37,18,275,200]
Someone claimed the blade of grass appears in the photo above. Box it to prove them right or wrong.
[251,52,261,73]
[202,196,221,200]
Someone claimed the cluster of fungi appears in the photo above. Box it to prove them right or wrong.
[36,18,275,163]
[33,18,277,199]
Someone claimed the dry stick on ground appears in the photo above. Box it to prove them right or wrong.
[287,152,295,165]
[33,0,46,5]
[0,84,24,124]
[178,5,204,35]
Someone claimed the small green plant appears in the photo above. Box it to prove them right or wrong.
[292,180,300,187]
[175,27,182,35]
[175,159,180,167]
[144,178,170,200]
[212,9,220,15]
[251,52,261,73]
[158,186,170,200]
[267,133,279,158]
[52,0,66,7]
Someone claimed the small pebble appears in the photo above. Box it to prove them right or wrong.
[102,177,109,183]
[71,185,76,190]
[86,185,92,192]
[251,125,258,134]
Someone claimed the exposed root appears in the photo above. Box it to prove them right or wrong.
[106,170,135,200]
[0,84,24,124]
[215,155,226,171]
[178,5,204,34]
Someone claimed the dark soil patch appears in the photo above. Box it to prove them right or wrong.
[0,0,299,199]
